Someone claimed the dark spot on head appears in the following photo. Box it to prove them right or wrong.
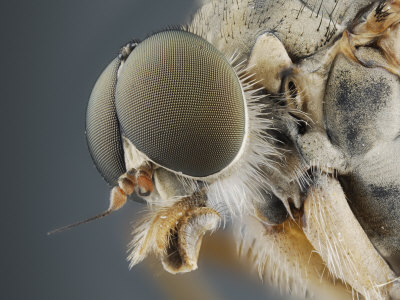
[369,184,400,202]
[289,112,308,135]
[288,81,297,99]
[257,190,289,224]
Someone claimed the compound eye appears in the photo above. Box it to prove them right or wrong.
[86,58,126,186]
[115,30,246,178]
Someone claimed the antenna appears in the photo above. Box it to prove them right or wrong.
[47,186,128,235]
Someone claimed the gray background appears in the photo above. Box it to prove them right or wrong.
[1,1,287,299]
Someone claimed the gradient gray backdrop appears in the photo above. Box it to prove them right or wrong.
[1,1,288,299]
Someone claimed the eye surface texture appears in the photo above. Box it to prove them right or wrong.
[115,30,246,178]
[86,58,126,186]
